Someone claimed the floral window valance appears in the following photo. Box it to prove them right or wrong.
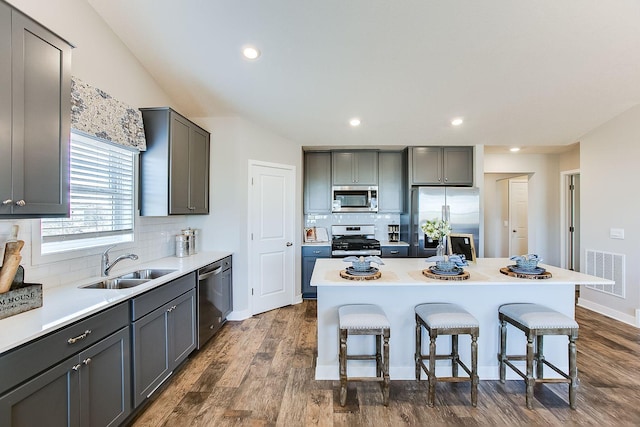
[70,76,146,151]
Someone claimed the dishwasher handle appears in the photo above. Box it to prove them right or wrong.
[198,266,223,280]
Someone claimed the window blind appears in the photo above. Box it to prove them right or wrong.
[41,132,135,247]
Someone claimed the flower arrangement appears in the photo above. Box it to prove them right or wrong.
[421,218,451,241]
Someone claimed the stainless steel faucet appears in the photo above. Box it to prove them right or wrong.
[101,245,138,276]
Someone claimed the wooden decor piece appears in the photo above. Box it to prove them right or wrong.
[422,269,470,281]
[499,267,552,280]
[339,270,382,281]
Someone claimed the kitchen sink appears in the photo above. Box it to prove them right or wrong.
[82,278,150,289]
[81,269,176,289]
[118,269,177,280]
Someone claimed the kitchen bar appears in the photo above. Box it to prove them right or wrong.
[311,258,613,381]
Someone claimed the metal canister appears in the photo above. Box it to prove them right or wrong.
[182,228,198,255]
[175,234,189,258]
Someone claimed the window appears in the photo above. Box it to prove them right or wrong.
[40,131,136,254]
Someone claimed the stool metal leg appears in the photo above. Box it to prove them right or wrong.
[339,329,348,406]
[383,330,390,406]
[526,334,535,410]
[415,317,422,380]
[428,334,437,407]
[471,334,478,407]
[499,319,507,383]
[451,334,459,377]
[536,335,544,379]
[569,334,578,409]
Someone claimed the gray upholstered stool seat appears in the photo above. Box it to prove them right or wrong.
[338,304,390,406]
[498,303,579,410]
[415,303,479,407]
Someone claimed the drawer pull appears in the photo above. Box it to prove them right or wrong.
[67,329,92,344]
[390,250,399,254]
[313,250,321,254]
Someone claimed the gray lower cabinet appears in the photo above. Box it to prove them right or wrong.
[302,246,331,298]
[131,273,196,408]
[1,2,71,217]
[140,108,210,216]
[381,246,409,257]
[410,146,473,186]
[304,151,332,213]
[378,151,405,213]
[0,304,131,427]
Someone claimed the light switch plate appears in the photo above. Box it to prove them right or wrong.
[610,228,625,239]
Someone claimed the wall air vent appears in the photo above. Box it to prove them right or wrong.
[584,250,625,298]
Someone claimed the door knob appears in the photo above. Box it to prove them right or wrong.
[286,242,293,246]
[512,230,517,233]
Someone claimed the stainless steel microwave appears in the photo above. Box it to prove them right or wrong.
[332,186,378,212]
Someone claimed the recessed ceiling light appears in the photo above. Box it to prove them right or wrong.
[349,118,361,127]
[242,46,260,60]
[451,118,463,126]
[510,147,521,152]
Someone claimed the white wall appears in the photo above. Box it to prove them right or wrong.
[579,105,640,326]
[1,0,187,288]
[188,117,303,319]
[484,153,561,265]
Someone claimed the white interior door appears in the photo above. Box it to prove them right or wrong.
[249,161,295,315]
[509,179,529,256]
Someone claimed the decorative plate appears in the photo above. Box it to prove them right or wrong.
[345,266,379,276]
[429,265,464,276]
[507,265,546,275]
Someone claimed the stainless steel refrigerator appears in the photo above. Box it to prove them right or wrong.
[401,187,480,257]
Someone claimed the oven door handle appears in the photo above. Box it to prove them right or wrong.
[199,266,223,280]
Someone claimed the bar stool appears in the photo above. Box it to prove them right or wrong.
[498,303,579,409]
[415,303,479,407]
[338,304,391,406]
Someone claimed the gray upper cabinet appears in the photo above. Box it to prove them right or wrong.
[0,4,71,217]
[378,151,405,213]
[410,146,473,186]
[332,151,378,185]
[140,108,210,216]
[304,151,332,213]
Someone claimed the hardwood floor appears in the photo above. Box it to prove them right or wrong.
[127,302,640,426]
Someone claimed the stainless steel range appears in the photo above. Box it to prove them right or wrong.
[331,225,381,257]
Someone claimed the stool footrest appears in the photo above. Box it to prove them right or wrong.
[345,376,385,383]
[346,355,377,361]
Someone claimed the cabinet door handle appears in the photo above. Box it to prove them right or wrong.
[188,206,196,210]
[168,305,177,312]
[15,200,26,207]
[72,363,82,371]
[83,358,92,365]
[2,199,12,205]
[312,250,321,254]
[68,330,92,344]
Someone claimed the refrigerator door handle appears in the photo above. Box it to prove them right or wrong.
[444,205,451,222]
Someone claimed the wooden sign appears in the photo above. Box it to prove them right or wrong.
[0,284,43,320]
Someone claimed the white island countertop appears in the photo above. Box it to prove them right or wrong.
[312,257,612,381]
[0,251,232,355]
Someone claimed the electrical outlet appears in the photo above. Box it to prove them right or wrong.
[610,228,624,239]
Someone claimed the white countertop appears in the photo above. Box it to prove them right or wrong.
[0,251,232,355]
[311,257,613,287]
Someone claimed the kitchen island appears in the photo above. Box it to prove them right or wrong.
[311,258,612,380]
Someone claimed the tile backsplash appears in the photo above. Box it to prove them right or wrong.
[0,216,188,289]
[305,213,401,242]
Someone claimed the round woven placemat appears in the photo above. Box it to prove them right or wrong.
[422,269,470,281]
[499,267,552,280]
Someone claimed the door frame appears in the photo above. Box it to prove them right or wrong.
[560,169,580,270]
[247,159,297,316]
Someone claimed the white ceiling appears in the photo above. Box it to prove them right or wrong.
[87,0,640,152]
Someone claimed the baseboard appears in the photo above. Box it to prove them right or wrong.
[227,308,252,321]
[578,298,640,327]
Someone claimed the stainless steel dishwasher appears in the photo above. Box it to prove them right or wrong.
[197,255,232,349]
